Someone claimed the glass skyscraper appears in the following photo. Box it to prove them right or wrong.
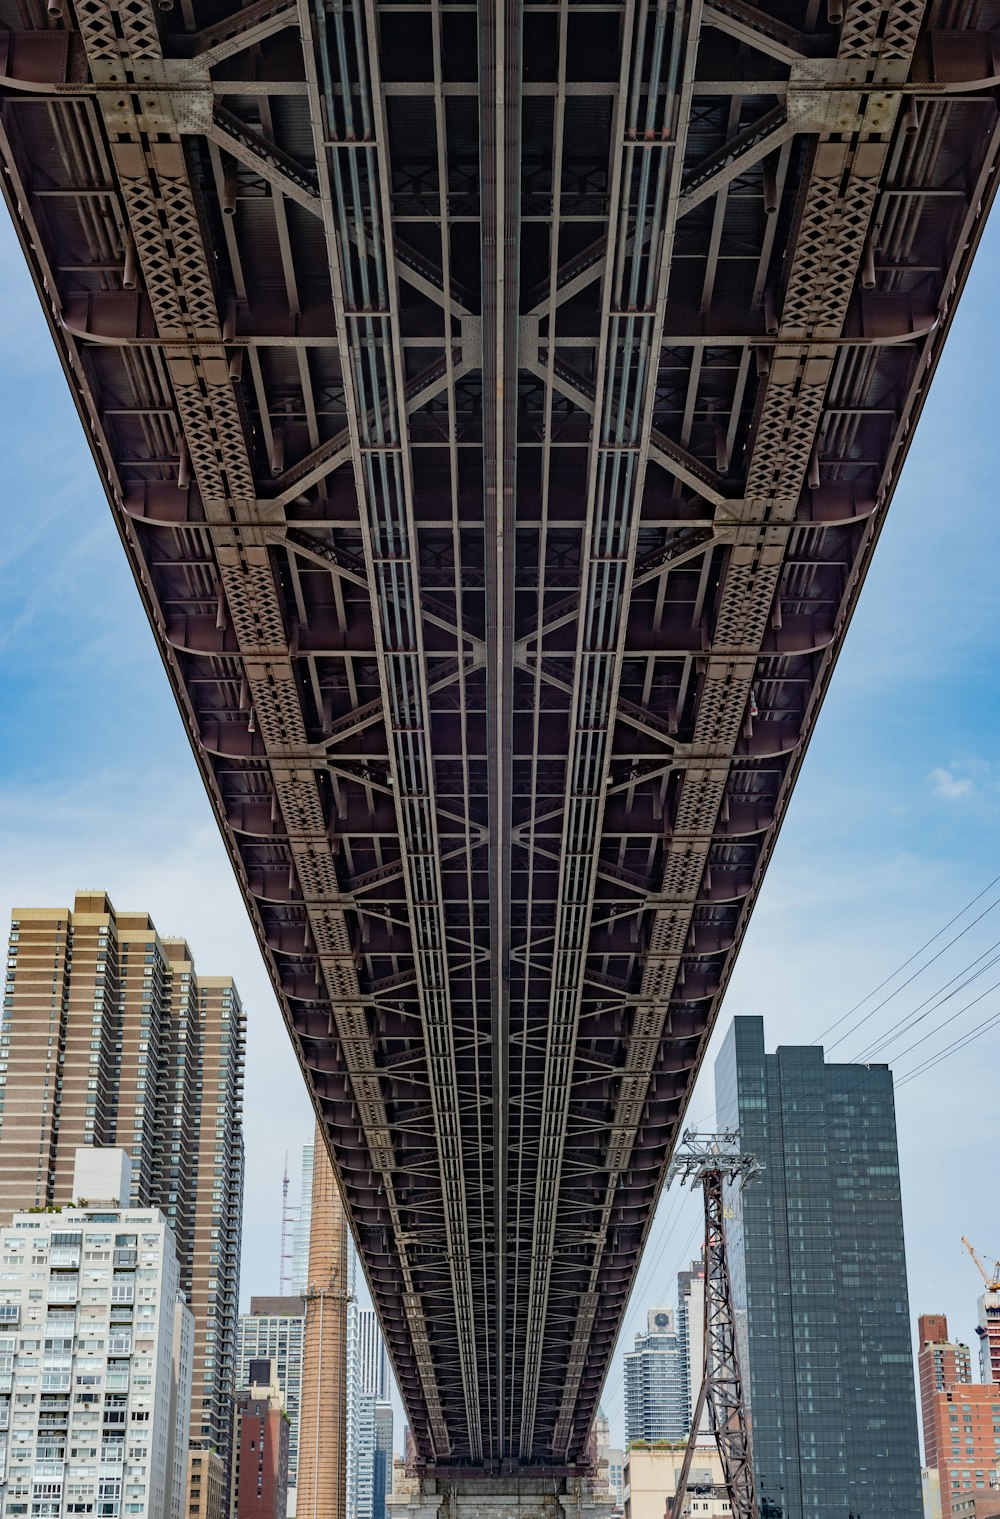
[714,1016,922,1519]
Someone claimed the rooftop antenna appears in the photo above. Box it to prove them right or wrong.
[279,1151,298,1294]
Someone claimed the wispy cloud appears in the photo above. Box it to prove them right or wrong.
[929,765,977,801]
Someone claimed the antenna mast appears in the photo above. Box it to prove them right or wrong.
[279,1151,298,1293]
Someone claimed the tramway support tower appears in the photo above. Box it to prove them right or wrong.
[667,1131,762,1519]
[1,0,999,1498]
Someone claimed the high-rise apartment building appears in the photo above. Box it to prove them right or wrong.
[919,1314,973,1463]
[917,1313,1000,1519]
[623,1309,686,1446]
[356,1310,392,1519]
[237,1298,304,1516]
[346,1262,375,1519]
[978,1294,1000,1386]
[0,1147,193,1519]
[0,894,245,1519]
[289,1147,313,1299]
[232,1359,290,1519]
[373,1406,393,1519]
[715,1016,922,1519]
[922,1385,1000,1518]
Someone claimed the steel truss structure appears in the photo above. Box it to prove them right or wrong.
[668,1131,761,1519]
[1,0,999,1474]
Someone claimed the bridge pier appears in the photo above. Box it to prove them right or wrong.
[388,1471,615,1519]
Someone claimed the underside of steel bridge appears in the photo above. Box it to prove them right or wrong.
[1,0,998,1475]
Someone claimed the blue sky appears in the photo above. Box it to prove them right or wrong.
[2,204,1000,1451]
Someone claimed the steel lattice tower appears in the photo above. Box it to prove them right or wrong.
[667,1131,762,1519]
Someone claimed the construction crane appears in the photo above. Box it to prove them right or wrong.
[961,1236,1000,1292]
[665,1132,763,1519]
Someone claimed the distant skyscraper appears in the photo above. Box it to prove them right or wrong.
[290,1144,314,1295]
[356,1310,392,1519]
[918,1312,972,1462]
[676,1259,711,1444]
[715,1016,922,1519]
[347,1253,377,1519]
[358,1309,390,1402]
[238,1297,305,1515]
[915,1313,1000,1519]
[373,1405,394,1519]
[623,1308,686,1445]
[1,893,245,1519]
[976,1292,1000,1385]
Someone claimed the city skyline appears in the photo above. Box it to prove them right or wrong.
[4,886,999,1463]
[3,188,1000,1468]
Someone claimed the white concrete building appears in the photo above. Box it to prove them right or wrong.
[0,1148,193,1519]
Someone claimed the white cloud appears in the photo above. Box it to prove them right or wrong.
[929,765,976,801]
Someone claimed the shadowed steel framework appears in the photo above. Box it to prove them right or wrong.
[0,0,997,1477]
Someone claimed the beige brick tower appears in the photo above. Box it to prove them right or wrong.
[297,1124,349,1519]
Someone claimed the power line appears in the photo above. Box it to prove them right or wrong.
[702,888,1000,1155]
[811,871,1000,1048]
[896,1003,1000,1087]
[851,938,1000,1064]
[823,891,1000,1055]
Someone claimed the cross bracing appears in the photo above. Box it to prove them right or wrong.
[1,0,999,1474]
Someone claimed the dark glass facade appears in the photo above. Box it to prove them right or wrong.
[714,1016,921,1519]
